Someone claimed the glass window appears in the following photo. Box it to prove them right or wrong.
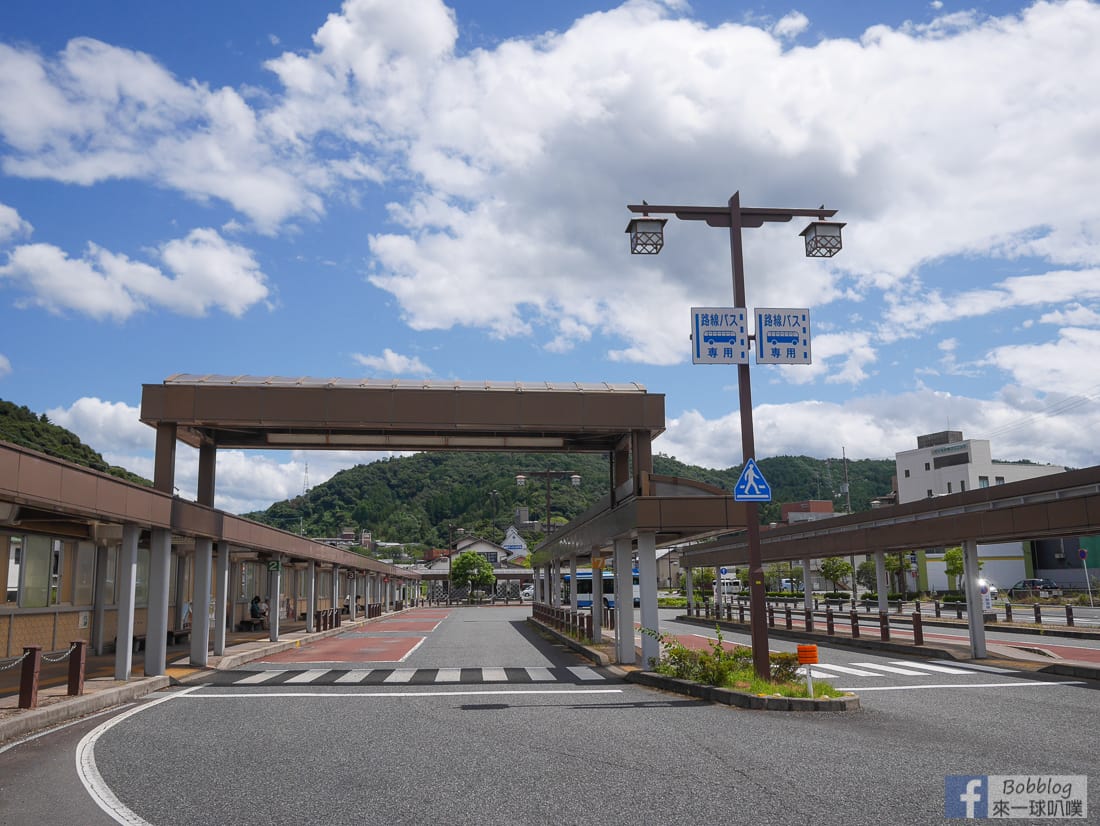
[904,469,910,478]
[979,476,989,488]
[995,476,1005,485]
[105,545,117,605]
[6,536,21,603]
[22,535,52,608]
[960,481,966,492]
[947,482,952,493]
[924,462,930,471]
[73,541,95,605]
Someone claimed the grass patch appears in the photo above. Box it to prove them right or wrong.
[641,625,847,700]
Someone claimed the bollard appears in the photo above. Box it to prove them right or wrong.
[826,607,835,636]
[914,600,920,615]
[18,645,42,709]
[896,600,904,615]
[738,603,746,623]
[1005,602,1013,623]
[68,640,87,697]
[767,604,775,628]
[934,600,941,618]
[849,610,860,639]
[1066,605,1074,627]
[878,611,890,641]
[955,603,963,620]
[785,605,793,630]
[1034,603,1042,625]
[912,611,924,647]
[805,608,814,633]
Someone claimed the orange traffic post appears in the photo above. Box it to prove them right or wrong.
[797,644,818,698]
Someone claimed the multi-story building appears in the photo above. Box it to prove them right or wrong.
[895,431,1069,591]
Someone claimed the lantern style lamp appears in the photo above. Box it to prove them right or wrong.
[569,474,581,487]
[799,220,845,258]
[625,216,668,254]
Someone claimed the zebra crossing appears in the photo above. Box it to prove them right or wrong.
[214,665,611,687]
[799,658,1018,680]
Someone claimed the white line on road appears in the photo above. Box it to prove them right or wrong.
[481,667,508,682]
[435,668,462,682]
[802,664,880,677]
[849,662,928,676]
[566,666,604,681]
[234,670,284,684]
[383,668,417,683]
[396,636,427,662]
[835,680,1084,692]
[284,669,330,684]
[889,661,973,675]
[334,670,374,683]
[175,688,624,699]
[929,659,1017,674]
[525,667,554,681]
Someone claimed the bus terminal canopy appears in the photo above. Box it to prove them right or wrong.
[140,375,665,453]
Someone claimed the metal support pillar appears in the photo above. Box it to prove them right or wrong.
[962,539,987,658]
[213,541,229,655]
[269,558,282,642]
[191,538,212,667]
[613,537,634,665]
[114,524,139,681]
[875,552,889,612]
[637,533,659,667]
[306,561,316,632]
[145,528,172,677]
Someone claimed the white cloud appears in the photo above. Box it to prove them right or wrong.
[983,327,1100,397]
[0,353,11,379]
[772,12,810,40]
[0,228,269,320]
[352,348,431,375]
[0,202,32,244]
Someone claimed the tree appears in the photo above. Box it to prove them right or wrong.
[679,567,714,600]
[819,557,853,592]
[943,547,964,590]
[450,551,496,601]
[856,560,877,591]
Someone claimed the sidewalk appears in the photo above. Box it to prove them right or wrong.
[0,614,380,746]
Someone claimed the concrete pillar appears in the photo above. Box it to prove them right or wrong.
[715,565,723,611]
[196,442,216,507]
[331,565,340,617]
[114,524,139,681]
[569,556,578,609]
[962,539,987,658]
[145,528,172,677]
[802,559,814,612]
[269,558,282,642]
[306,561,316,632]
[190,538,212,666]
[592,556,604,644]
[92,545,110,656]
[637,533,659,667]
[153,422,177,494]
[550,561,561,608]
[875,552,890,612]
[613,537,634,665]
[213,541,229,655]
[349,575,357,621]
[685,568,695,613]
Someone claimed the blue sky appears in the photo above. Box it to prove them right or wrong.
[2,0,1099,513]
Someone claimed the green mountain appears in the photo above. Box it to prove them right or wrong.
[243,450,897,551]
[0,398,149,486]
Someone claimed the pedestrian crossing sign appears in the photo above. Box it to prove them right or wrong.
[733,458,771,502]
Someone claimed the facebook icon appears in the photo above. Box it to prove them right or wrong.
[946,776,988,818]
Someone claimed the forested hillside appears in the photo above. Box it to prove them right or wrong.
[0,399,149,486]
[244,450,897,551]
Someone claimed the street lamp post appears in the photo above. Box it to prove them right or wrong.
[515,471,581,535]
[446,524,465,604]
[626,192,843,679]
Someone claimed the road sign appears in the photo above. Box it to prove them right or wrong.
[691,307,748,364]
[755,308,810,364]
[267,560,281,572]
[796,644,819,665]
[1081,548,1089,561]
[733,458,771,502]
[720,567,728,576]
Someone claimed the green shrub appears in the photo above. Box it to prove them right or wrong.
[823,592,851,600]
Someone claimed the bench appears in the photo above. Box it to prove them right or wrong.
[237,617,266,632]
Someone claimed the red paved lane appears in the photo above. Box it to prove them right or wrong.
[261,608,453,664]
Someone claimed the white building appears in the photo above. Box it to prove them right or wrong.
[896,431,1066,591]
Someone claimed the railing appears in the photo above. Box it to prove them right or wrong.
[2,641,87,710]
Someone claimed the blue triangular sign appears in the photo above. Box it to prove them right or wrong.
[733,458,771,502]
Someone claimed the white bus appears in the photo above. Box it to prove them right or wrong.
[561,569,640,609]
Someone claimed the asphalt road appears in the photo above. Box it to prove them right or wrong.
[1,605,1097,825]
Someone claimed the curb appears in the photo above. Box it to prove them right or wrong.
[0,676,170,745]
[1037,662,1100,680]
[526,617,611,666]
[625,670,860,711]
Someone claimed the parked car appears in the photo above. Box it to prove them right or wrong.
[1007,578,1062,598]
[977,578,998,599]
[520,585,535,601]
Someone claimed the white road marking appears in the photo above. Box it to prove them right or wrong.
[930,659,1017,674]
[525,667,554,681]
[234,670,284,684]
[890,661,972,675]
[435,668,462,682]
[284,669,330,684]
[802,663,880,677]
[836,680,1084,692]
[481,667,508,682]
[396,636,428,663]
[334,670,373,683]
[849,662,928,676]
[383,668,417,683]
[567,666,604,681]
[177,688,624,699]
